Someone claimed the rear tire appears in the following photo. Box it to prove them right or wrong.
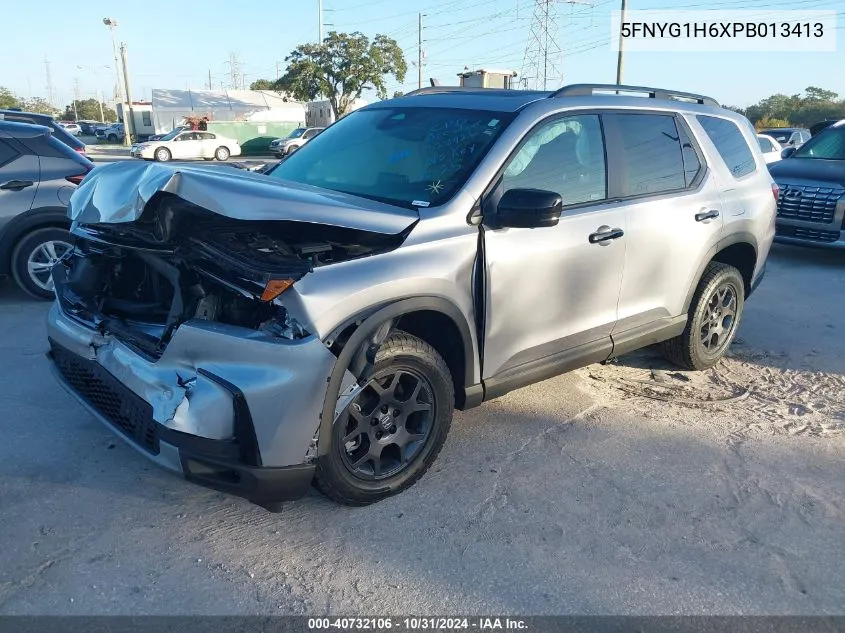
[215,146,230,161]
[11,227,72,300]
[314,331,454,506]
[662,262,745,371]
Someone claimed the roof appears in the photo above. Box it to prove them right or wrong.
[151,89,299,110]
[376,89,551,112]
[457,68,518,77]
[0,109,55,122]
[0,120,51,138]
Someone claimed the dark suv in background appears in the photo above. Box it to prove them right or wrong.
[0,121,93,298]
[769,120,845,248]
[0,110,87,155]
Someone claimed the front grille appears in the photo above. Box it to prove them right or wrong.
[50,340,159,454]
[776,225,840,243]
[775,184,844,224]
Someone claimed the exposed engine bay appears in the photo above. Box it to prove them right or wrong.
[54,193,410,358]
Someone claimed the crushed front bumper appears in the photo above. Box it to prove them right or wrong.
[46,303,340,506]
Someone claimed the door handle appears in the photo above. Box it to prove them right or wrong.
[695,209,720,222]
[0,180,34,191]
[589,226,624,244]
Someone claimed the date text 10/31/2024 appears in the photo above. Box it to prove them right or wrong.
[307,617,528,630]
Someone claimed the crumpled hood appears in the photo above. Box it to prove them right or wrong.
[69,161,419,234]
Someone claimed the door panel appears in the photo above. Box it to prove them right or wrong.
[605,113,724,332]
[0,140,39,223]
[482,113,625,380]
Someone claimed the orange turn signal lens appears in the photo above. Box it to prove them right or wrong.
[260,278,295,302]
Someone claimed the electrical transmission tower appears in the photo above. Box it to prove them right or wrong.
[520,0,591,91]
[44,57,56,106]
[225,53,242,90]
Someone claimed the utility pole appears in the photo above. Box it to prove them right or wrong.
[318,0,323,42]
[97,90,105,122]
[418,13,424,89]
[44,58,55,107]
[616,0,627,84]
[72,78,81,120]
[207,69,213,90]
[276,61,281,80]
[119,42,134,145]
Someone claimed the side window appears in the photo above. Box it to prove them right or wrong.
[697,115,756,178]
[142,111,152,126]
[502,114,606,207]
[200,132,215,140]
[0,139,19,167]
[611,114,688,196]
[757,137,774,153]
[678,121,703,187]
[304,129,317,139]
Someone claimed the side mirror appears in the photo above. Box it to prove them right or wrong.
[781,146,796,159]
[492,188,562,229]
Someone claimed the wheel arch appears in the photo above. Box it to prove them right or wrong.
[317,296,480,458]
[0,206,69,276]
[683,233,758,313]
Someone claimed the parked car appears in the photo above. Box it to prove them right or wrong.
[0,109,86,154]
[47,84,775,509]
[77,121,102,135]
[0,121,93,298]
[96,123,124,142]
[130,129,241,162]
[810,119,842,136]
[148,126,186,142]
[758,127,811,148]
[768,119,845,248]
[757,134,782,164]
[268,127,324,158]
[60,122,82,136]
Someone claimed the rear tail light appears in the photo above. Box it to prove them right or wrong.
[75,147,86,154]
[66,165,92,185]
[772,183,780,202]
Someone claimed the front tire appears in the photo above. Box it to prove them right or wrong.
[315,331,454,506]
[662,262,745,371]
[154,147,171,162]
[11,227,73,300]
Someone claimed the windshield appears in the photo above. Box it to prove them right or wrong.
[287,128,305,139]
[792,125,845,160]
[158,128,182,141]
[267,107,513,208]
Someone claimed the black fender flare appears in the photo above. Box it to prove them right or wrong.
[682,231,759,313]
[0,206,69,275]
[317,296,477,456]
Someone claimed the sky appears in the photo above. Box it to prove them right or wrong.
[2,0,844,110]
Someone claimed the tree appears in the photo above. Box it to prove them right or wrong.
[63,99,117,122]
[0,86,20,110]
[755,116,791,131]
[276,31,406,119]
[804,86,838,103]
[20,97,59,117]
[249,79,276,91]
[393,91,404,98]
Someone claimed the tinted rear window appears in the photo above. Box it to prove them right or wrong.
[611,113,689,196]
[0,139,19,166]
[697,116,756,178]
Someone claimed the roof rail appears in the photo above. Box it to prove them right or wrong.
[550,84,719,106]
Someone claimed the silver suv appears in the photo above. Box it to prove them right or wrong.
[47,84,775,509]
[268,127,324,157]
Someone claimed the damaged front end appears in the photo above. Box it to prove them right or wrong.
[47,163,417,507]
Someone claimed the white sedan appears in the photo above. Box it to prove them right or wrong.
[757,134,783,164]
[131,130,241,162]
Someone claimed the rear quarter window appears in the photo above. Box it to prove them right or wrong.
[697,115,756,178]
[0,139,20,167]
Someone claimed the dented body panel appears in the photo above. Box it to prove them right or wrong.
[70,161,418,234]
[48,303,343,468]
